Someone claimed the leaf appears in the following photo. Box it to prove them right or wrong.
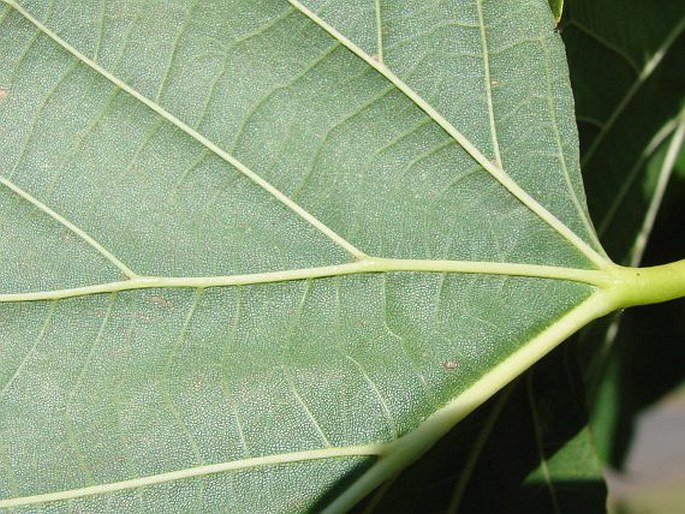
[547,0,564,25]
[0,1,682,512]
[366,1,685,509]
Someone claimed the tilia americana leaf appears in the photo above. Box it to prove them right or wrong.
[0,0,683,512]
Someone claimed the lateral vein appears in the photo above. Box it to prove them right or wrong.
[286,0,609,269]
[0,444,384,508]
[2,0,366,260]
[321,292,618,512]
[0,176,137,278]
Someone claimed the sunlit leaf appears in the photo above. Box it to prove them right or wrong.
[0,1,682,512]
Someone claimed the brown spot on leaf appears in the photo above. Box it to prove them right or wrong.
[150,295,172,308]
[442,359,458,370]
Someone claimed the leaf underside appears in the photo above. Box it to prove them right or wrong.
[0,0,613,511]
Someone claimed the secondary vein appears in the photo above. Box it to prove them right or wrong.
[0,176,137,278]
[475,0,502,166]
[1,0,366,260]
[286,0,610,269]
[0,444,384,508]
[374,0,384,63]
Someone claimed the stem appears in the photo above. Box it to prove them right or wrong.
[608,259,685,307]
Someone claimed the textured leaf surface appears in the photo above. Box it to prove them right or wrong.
[0,0,624,511]
[354,1,685,509]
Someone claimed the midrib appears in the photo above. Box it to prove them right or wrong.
[0,257,609,303]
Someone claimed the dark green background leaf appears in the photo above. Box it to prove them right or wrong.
[563,0,685,471]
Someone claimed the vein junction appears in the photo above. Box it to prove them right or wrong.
[286,0,608,269]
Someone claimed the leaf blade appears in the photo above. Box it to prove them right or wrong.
[0,0,621,511]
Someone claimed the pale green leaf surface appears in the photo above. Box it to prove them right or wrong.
[0,0,634,512]
[298,0,596,249]
[362,0,684,508]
